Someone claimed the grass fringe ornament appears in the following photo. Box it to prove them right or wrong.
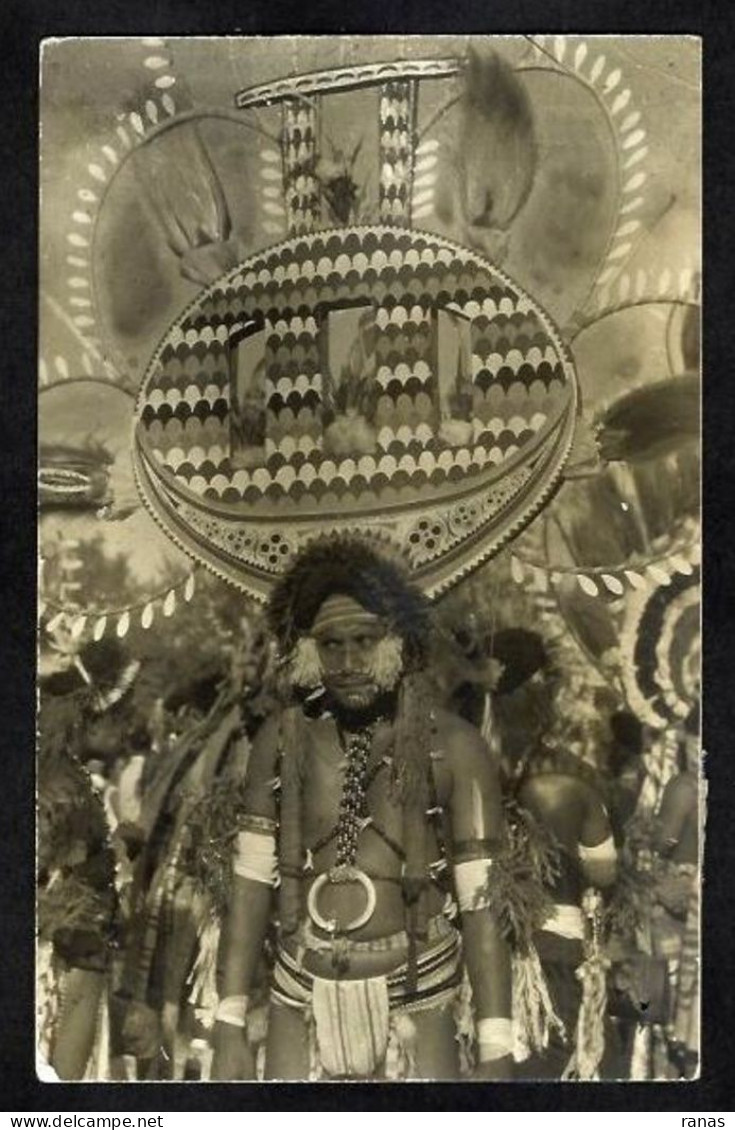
[480,801,562,952]
[178,775,248,916]
[38,873,115,951]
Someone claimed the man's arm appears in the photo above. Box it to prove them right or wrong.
[211,714,281,1079]
[445,717,513,1077]
[579,785,617,889]
[654,773,696,856]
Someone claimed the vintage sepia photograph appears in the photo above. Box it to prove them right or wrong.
[37,35,701,1084]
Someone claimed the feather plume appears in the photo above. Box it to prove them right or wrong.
[436,49,537,235]
[595,374,700,464]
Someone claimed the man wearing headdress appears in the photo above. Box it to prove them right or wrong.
[211,537,513,1080]
[512,755,618,1080]
[37,635,141,1079]
[480,629,619,1079]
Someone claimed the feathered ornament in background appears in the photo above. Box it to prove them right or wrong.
[435,48,537,260]
[322,305,379,457]
[132,123,245,286]
[315,137,365,225]
[594,374,700,465]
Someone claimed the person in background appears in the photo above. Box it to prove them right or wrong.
[606,710,647,846]
[37,675,118,1079]
[487,631,620,1079]
[650,706,700,1078]
[37,632,143,1080]
[513,741,619,1079]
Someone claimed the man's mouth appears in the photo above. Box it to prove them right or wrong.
[330,678,377,699]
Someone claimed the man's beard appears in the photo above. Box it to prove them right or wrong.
[327,674,380,708]
[323,682,399,728]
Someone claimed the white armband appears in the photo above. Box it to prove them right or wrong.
[454,858,493,912]
[477,1017,514,1062]
[578,834,616,865]
[215,994,249,1028]
[233,829,278,885]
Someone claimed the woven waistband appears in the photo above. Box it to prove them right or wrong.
[288,912,455,958]
[272,924,462,1014]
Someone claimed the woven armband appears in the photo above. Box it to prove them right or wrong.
[215,994,249,1028]
[578,834,616,865]
[477,1017,514,1062]
[453,857,493,912]
[233,829,278,885]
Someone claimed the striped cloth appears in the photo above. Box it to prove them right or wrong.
[312,976,390,1078]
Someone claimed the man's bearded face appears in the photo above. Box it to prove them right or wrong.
[312,594,394,709]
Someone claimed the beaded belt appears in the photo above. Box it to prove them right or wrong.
[293,911,456,959]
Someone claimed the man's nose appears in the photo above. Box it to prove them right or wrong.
[341,642,362,670]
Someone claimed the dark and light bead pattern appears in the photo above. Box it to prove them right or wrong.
[379,80,416,226]
[334,725,376,867]
[139,227,568,501]
[282,101,321,235]
[133,226,577,603]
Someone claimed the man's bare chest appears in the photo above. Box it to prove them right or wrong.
[295,717,450,856]
[300,720,399,846]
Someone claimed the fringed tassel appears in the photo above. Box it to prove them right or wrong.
[561,951,609,1079]
[453,969,477,1076]
[391,673,433,805]
[306,1006,323,1081]
[244,1002,270,1082]
[278,707,306,935]
[393,674,433,976]
[36,941,61,1062]
[187,912,221,1030]
[384,1012,418,1079]
[630,1021,653,1080]
[562,890,610,1081]
[83,989,110,1081]
[512,946,565,1062]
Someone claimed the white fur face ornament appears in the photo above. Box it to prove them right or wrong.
[288,594,404,707]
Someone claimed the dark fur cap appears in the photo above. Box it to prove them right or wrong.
[267,536,432,669]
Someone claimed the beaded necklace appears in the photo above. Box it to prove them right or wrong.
[334,723,377,868]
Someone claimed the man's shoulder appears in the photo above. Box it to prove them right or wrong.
[522,768,603,809]
[663,771,698,802]
[250,708,287,755]
[434,707,487,756]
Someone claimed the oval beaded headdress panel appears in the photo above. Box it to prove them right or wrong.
[134,224,577,602]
